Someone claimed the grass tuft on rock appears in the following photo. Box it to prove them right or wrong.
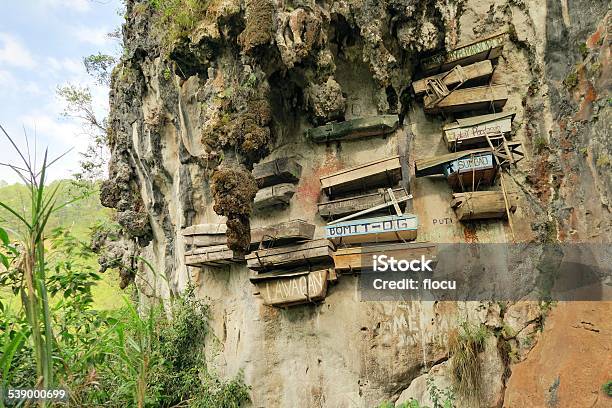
[448,322,488,405]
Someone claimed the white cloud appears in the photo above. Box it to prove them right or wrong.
[45,56,84,77]
[0,33,36,69]
[0,69,43,95]
[40,0,91,13]
[18,113,89,153]
[71,26,111,46]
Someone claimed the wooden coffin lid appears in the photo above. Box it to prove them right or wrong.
[249,267,331,283]
[415,147,493,177]
[182,223,227,236]
[246,239,334,260]
[320,155,401,189]
[252,157,302,188]
[250,219,315,246]
[334,241,436,256]
[443,111,516,131]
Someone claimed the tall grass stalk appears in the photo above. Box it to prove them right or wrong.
[0,124,83,400]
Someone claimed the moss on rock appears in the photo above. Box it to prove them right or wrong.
[238,0,274,52]
[211,166,258,252]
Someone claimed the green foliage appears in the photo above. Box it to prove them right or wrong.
[71,288,250,407]
[148,0,209,44]
[602,381,612,397]
[449,322,488,404]
[0,180,111,240]
[84,53,117,86]
[376,377,454,408]
[426,376,455,408]
[533,136,548,153]
[578,42,589,59]
[596,153,610,167]
[563,69,579,89]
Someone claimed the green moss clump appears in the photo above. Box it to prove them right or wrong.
[238,0,274,52]
[211,167,258,252]
[203,82,272,163]
[563,69,579,89]
[148,0,209,43]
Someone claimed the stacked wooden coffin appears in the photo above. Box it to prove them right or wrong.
[317,155,437,272]
[413,32,508,114]
[413,32,523,222]
[183,223,244,267]
[305,115,399,143]
[246,220,336,307]
[252,157,302,210]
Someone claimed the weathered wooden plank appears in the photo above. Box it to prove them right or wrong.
[443,112,515,150]
[306,115,399,143]
[251,268,330,307]
[318,188,409,219]
[334,242,437,272]
[252,157,302,188]
[250,219,316,248]
[185,244,244,267]
[443,152,497,190]
[254,183,296,210]
[320,156,402,197]
[423,85,508,114]
[421,32,506,75]
[182,223,227,236]
[412,60,494,95]
[325,214,418,245]
[246,239,334,271]
[451,191,518,220]
[415,148,493,177]
[186,235,227,247]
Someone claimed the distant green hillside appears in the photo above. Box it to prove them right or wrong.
[0,180,111,240]
[0,180,123,309]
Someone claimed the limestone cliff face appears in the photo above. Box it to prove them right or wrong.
[101,0,611,406]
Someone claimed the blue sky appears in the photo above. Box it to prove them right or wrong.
[0,0,123,184]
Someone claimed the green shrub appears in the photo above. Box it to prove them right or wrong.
[603,381,612,397]
[533,136,548,153]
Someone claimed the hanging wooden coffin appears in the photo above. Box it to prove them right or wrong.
[334,242,437,272]
[451,191,518,221]
[250,219,316,248]
[185,245,244,267]
[250,268,330,307]
[443,112,515,150]
[252,157,302,188]
[182,223,227,247]
[442,152,497,190]
[254,183,296,210]
[421,32,506,75]
[246,239,334,271]
[325,214,418,245]
[320,156,402,197]
[423,85,508,114]
[412,60,494,96]
[318,188,409,220]
[306,115,399,143]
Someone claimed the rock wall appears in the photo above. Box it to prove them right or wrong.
[101,0,611,406]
